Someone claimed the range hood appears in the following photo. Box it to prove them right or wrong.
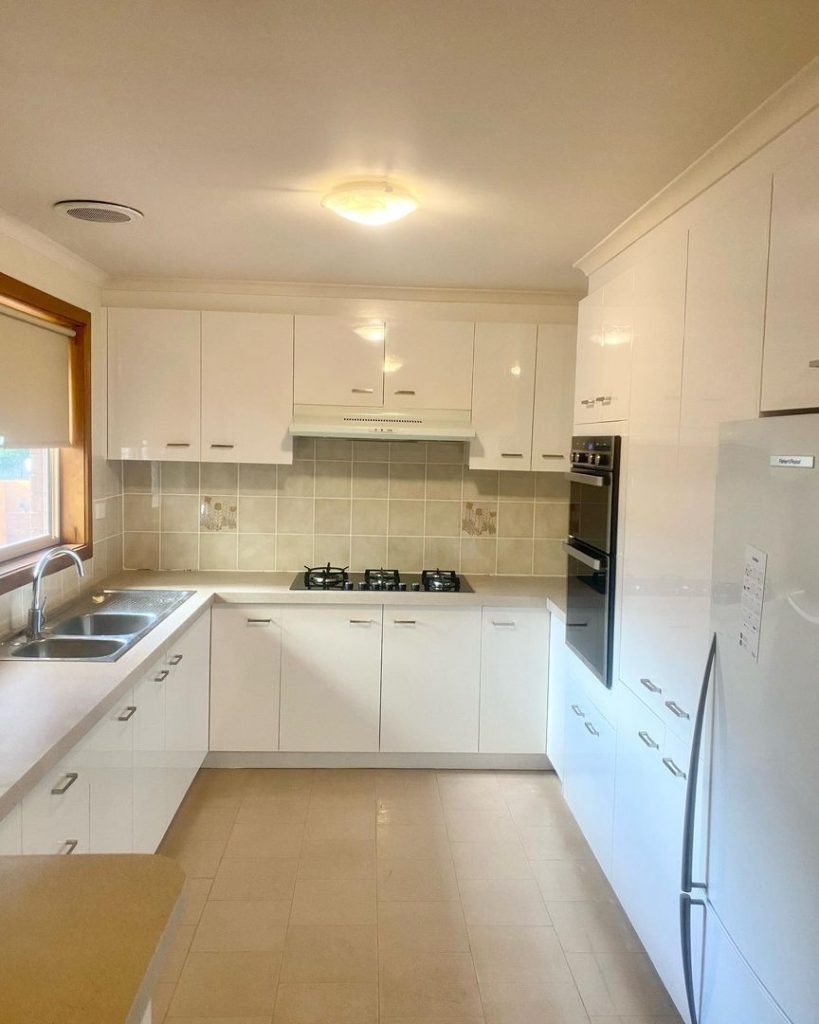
[290,405,475,441]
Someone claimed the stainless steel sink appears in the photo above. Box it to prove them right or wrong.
[56,612,156,637]
[11,637,127,660]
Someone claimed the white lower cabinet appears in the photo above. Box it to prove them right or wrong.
[479,607,548,753]
[21,757,90,855]
[81,693,136,853]
[381,607,481,753]
[280,606,382,752]
[546,615,568,778]
[163,611,211,805]
[0,803,22,854]
[211,605,282,751]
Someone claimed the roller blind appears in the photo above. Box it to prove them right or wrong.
[0,305,74,448]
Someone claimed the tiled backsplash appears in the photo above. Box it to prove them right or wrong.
[122,439,569,575]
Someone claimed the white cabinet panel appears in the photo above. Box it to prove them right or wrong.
[0,804,22,854]
[381,607,481,753]
[384,321,474,410]
[294,316,385,406]
[574,290,604,424]
[21,757,89,855]
[280,606,382,752]
[108,308,201,461]
[761,141,819,412]
[479,607,548,754]
[469,323,537,470]
[164,612,210,801]
[80,693,135,853]
[202,311,294,464]
[532,324,575,472]
[546,615,568,778]
[132,655,173,853]
[574,270,633,426]
[211,606,282,751]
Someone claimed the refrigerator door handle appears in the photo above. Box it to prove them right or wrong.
[681,632,717,894]
[680,892,706,1024]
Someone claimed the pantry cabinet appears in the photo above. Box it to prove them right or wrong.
[210,605,282,751]
[384,320,474,409]
[294,316,385,406]
[532,323,575,471]
[201,311,294,464]
[574,269,633,426]
[108,308,202,461]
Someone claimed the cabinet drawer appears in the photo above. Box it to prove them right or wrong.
[22,760,89,855]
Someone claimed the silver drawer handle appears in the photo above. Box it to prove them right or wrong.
[117,706,137,722]
[166,442,191,448]
[580,398,595,407]
[640,677,662,694]
[60,839,78,855]
[595,395,612,404]
[540,453,564,459]
[394,389,416,395]
[155,669,169,682]
[51,772,79,796]
[169,654,183,665]
[638,730,659,749]
[349,619,373,625]
[351,387,374,394]
[394,619,416,626]
[210,443,235,449]
[665,700,690,719]
[571,704,585,717]
[491,621,516,628]
[809,360,819,368]
[662,756,687,779]
[247,618,272,625]
[501,452,524,458]
[584,721,600,737]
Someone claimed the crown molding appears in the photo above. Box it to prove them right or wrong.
[0,210,107,286]
[574,56,819,278]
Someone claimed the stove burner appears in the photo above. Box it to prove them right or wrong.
[364,568,401,586]
[303,563,349,590]
[421,568,461,592]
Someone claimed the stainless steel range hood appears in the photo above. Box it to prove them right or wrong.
[290,405,475,442]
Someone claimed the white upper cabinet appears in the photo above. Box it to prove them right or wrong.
[574,289,604,424]
[532,323,576,472]
[761,142,819,412]
[384,320,474,409]
[201,312,294,464]
[294,316,385,406]
[108,308,201,461]
[574,270,634,426]
[469,323,537,470]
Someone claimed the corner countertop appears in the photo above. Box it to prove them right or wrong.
[0,853,184,1024]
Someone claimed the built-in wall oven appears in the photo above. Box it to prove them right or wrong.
[563,435,621,687]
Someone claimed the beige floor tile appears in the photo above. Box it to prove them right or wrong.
[532,858,615,902]
[160,834,227,878]
[566,953,677,1017]
[374,768,439,800]
[167,1017,271,1024]
[151,981,177,1023]
[451,840,533,880]
[186,768,249,803]
[379,950,483,1018]
[180,877,213,926]
[243,769,315,796]
[482,992,592,1024]
[305,804,376,840]
[170,802,239,841]
[378,899,470,952]
[237,794,311,825]
[224,821,305,859]
[170,951,280,1017]
[547,900,644,954]
[290,878,377,926]
[378,855,460,900]
[192,899,291,952]
[505,793,578,828]
[158,923,196,985]
[587,1017,683,1024]
[494,770,562,798]
[477,958,592,1024]
[297,838,377,880]
[378,795,446,826]
[273,981,378,1024]
[469,924,568,974]
[459,878,552,927]
[311,768,377,795]
[280,924,377,983]
[519,822,590,861]
[443,807,518,843]
[438,774,508,814]
[210,858,299,901]
[377,823,451,859]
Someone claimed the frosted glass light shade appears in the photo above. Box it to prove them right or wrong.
[322,180,418,225]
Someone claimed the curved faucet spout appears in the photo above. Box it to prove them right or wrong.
[28,546,85,639]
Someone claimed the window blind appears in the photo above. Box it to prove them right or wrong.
[0,305,74,448]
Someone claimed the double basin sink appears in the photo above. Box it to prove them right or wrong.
[0,589,194,662]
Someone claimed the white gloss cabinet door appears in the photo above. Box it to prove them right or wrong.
[108,307,201,461]
[469,323,537,470]
[574,289,604,424]
[546,615,567,779]
[479,608,549,754]
[381,607,481,752]
[596,267,634,422]
[132,655,172,853]
[164,612,211,797]
[210,606,282,751]
[21,757,90,855]
[532,323,575,472]
[201,312,294,464]
[80,693,135,853]
[384,320,474,410]
[761,141,819,412]
[280,606,382,752]
[294,316,385,407]
[0,804,22,854]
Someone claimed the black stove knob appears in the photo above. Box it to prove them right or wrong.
[344,581,353,590]
[397,583,407,592]
[385,582,395,591]
[411,582,421,592]
[359,581,369,591]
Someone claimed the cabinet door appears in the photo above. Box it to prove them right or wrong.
[211,605,282,751]
[596,267,634,422]
[164,612,211,802]
[21,758,90,855]
[280,606,382,751]
[108,307,201,461]
[546,615,567,778]
[294,316,385,406]
[0,804,22,854]
[532,324,575,472]
[384,321,474,410]
[202,312,294,464]
[80,693,135,853]
[574,290,603,424]
[381,607,481,752]
[479,607,549,753]
[469,323,537,470]
[761,142,819,412]
[132,655,171,853]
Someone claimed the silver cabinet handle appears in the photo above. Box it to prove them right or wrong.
[580,398,596,407]
[349,619,373,625]
[570,704,585,717]
[491,621,516,628]
[51,772,79,795]
[595,395,612,404]
[351,387,374,394]
[154,669,169,682]
[394,389,416,395]
[60,839,78,855]
[117,706,137,722]
[640,677,662,694]
[540,453,564,459]
[394,619,416,626]
[166,442,191,447]
[663,757,687,779]
[638,730,659,749]
[209,443,235,449]
[562,542,603,571]
[169,654,183,665]
[809,360,819,368]
[584,721,600,737]
[246,618,272,625]
[665,700,690,719]
[501,452,524,458]
[565,471,607,488]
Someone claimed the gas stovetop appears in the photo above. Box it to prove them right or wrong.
[290,566,473,593]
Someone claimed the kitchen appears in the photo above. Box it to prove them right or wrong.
[0,4,817,1023]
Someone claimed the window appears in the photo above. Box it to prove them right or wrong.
[0,448,60,560]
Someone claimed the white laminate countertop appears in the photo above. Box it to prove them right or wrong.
[0,572,565,818]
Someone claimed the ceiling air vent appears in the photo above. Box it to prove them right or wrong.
[53,200,144,224]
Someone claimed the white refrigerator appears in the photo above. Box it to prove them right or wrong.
[682,414,819,1024]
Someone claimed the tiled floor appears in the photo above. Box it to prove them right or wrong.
[153,768,682,1024]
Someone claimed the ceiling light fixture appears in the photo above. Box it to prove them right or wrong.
[53,200,144,224]
[321,180,418,226]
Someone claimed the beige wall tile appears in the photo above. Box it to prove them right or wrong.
[200,495,238,533]
[461,501,497,538]
[315,499,352,535]
[239,463,278,495]
[427,441,466,464]
[315,438,353,461]
[124,492,160,531]
[351,536,388,571]
[160,533,199,570]
[460,538,497,574]
[201,462,239,495]
[424,500,460,537]
[351,499,388,535]
[535,501,569,538]
[161,461,200,493]
[426,464,462,500]
[161,494,199,533]
[499,471,536,499]
[534,538,566,575]
[200,533,238,570]
[314,535,352,568]
[315,461,352,498]
[353,440,388,463]
[388,463,425,499]
[352,463,389,499]
[498,502,534,538]
[388,500,424,536]
[123,460,154,492]
[278,497,314,534]
[278,462,315,497]
[293,437,315,460]
[239,534,277,571]
[239,496,277,534]
[536,472,571,499]
[124,532,159,569]
[277,535,314,572]
[424,537,460,568]
[463,469,499,500]
[387,536,423,571]
[389,441,426,463]
[497,538,535,574]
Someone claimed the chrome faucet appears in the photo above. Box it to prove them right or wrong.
[28,546,85,639]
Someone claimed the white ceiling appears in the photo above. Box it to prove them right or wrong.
[1,1,817,291]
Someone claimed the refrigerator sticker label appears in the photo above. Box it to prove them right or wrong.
[739,545,767,660]
[770,455,815,468]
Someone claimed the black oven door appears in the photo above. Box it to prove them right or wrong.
[564,541,611,686]
[568,470,614,554]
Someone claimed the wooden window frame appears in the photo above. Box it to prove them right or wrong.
[0,271,92,596]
